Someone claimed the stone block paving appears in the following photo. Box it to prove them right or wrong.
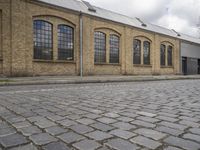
[0,80,200,149]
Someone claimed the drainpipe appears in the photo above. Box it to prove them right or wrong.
[79,12,83,77]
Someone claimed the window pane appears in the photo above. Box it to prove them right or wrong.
[33,20,53,60]
[160,44,166,66]
[110,35,119,63]
[133,39,141,64]
[94,32,106,63]
[143,41,150,65]
[168,46,173,66]
[58,25,74,60]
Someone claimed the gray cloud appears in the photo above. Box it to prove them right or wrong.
[87,0,200,37]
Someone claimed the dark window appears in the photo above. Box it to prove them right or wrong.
[33,20,53,60]
[143,41,150,65]
[94,32,106,63]
[58,25,74,60]
[182,57,187,75]
[168,45,173,66]
[198,59,200,74]
[160,44,166,66]
[133,39,141,64]
[110,35,119,63]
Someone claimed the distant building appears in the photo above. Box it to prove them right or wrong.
[0,0,199,76]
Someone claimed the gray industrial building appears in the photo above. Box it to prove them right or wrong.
[181,40,200,75]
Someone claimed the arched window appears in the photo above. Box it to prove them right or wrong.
[94,32,106,63]
[110,35,119,63]
[143,41,150,65]
[58,25,74,60]
[168,45,173,66]
[33,20,53,60]
[133,39,141,64]
[160,44,166,66]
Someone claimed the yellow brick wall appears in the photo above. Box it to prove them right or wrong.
[0,0,181,76]
[33,61,77,76]
[25,0,80,76]
[11,0,27,76]
[83,15,180,75]
[155,35,180,75]
[82,16,125,75]
[125,27,155,75]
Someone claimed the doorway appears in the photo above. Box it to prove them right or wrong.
[182,57,187,75]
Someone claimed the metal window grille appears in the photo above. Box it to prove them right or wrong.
[94,32,106,63]
[168,46,173,66]
[133,39,141,64]
[33,20,53,60]
[58,25,74,60]
[143,41,150,65]
[160,44,166,66]
[110,35,119,63]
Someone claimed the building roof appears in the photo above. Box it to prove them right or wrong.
[36,0,200,45]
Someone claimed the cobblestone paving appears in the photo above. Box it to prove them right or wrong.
[0,80,200,150]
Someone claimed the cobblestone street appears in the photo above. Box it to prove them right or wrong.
[0,80,200,150]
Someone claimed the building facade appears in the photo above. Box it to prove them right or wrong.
[1,0,198,77]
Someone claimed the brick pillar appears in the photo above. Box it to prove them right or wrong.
[153,34,160,75]
[1,0,12,76]
[10,0,27,76]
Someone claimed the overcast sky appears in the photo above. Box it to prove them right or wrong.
[87,0,200,38]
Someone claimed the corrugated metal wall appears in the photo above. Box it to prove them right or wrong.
[187,58,198,75]
[181,42,200,58]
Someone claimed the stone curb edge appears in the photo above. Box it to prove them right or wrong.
[0,77,200,86]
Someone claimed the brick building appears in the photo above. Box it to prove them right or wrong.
[0,0,199,76]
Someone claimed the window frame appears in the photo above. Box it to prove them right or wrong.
[160,44,166,66]
[143,41,151,65]
[94,31,106,63]
[57,24,74,61]
[133,39,142,65]
[167,45,173,66]
[109,34,120,64]
[33,20,53,60]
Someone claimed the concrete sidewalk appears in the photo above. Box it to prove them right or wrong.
[0,75,200,86]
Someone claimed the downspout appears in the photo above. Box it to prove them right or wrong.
[79,12,83,77]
